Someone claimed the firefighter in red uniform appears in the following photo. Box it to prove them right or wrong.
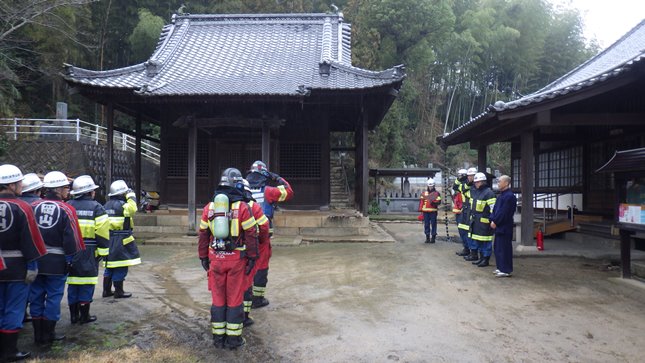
[238,179,269,327]
[246,160,293,309]
[0,164,47,361]
[419,179,441,243]
[30,171,85,346]
[198,168,259,349]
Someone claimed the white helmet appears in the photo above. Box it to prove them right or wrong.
[467,167,477,176]
[71,175,99,196]
[427,179,435,187]
[0,164,24,185]
[241,179,251,192]
[22,173,43,193]
[43,171,69,188]
[457,169,467,177]
[474,172,487,182]
[108,180,129,197]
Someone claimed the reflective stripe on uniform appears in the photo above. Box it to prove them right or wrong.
[480,218,489,224]
[211,322,226,335]
[78,219,96,238]
[256,214,269,226]
[457,223,470,230]
[469,233,494,242]
[277,185,288,202]
[226,322,243,336]
[252,285,266,297]
[46,247,65,254]
[106,257,142,268]
[244,300,252,313]
[123,236,135,245]
[97,247,109,256]
[240,217,255,230]
[67,276,99,285]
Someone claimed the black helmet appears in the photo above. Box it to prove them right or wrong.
[220,168,243,187]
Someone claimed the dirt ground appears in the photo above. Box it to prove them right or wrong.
[20,221,645,363]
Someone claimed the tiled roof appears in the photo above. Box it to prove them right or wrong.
[442,19,645,143]
[596,147,645,173]
[63,13,405,97]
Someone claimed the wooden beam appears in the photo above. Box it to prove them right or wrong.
[620,229,632,278]
[360,109,369,216]
[106,103,114,194]
[551,112,645,126]
[477,145,487,172]
[262,122,270,168]
[135,116,142,208]
[520,130,535,246]
[187,119,197,235]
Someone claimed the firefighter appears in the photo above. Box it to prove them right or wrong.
[419,179,441,243]
[198,168,259,349]
[30,171,85,345]
[0,164,47,361]
[246,160,294,309]
[468,172,497,267]
[238,179,270,327]
[67,175,110,323]
[18,172,43,324]
[461,168,479,262]
[103,180,141,298]
[452,169,469,256]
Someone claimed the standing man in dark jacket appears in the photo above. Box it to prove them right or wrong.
[468,172,496,267]
[0,164,47,361]
[30,171,85,345]
[67,175,110,323]
[490,175,517,277]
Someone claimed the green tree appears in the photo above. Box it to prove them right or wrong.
[129,9,165,62]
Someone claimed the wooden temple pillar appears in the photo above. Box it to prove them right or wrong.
[106,103,114,194]
[135,116,142,204]
[357,110,369,216]
[187,119,197,235]
[262,122,271,168]
[477,145,487,172]
[320,109,330,209]
[520,130,535,246]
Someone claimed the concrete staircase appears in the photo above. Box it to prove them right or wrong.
[330,157,353,210]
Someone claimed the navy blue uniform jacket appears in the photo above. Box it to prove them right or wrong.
[489,189,517,235]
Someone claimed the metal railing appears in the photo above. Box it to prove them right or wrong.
[0,118,160,164]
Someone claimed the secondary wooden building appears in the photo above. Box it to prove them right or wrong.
[439,20,645,245]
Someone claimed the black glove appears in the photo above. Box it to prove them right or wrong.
[269,172,281,181]
[64,262,72,275]
[245,258,256,275]
[200,257,210,271]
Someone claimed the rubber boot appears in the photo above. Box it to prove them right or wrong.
[32,319,45,345]
[251,296,269,309]
[472,254,485,265]
[69,303,80,324]
[43,320,65,343]
[243,312,254,327]
[225,335,246,350]
[113,281,132,299]
[477,256,490,267]
[1,332,31,362]
[456,247,470,256]
[213,334,226,349]
[424,234,430,243]
[79,303,97,324]
[430,235,436,244]
[102,276,114,297]
[464,250,479,261]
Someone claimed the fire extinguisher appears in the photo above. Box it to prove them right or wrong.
[536,228,544,251]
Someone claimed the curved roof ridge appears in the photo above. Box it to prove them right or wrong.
[331,61,406,80]
[63,62,145,78]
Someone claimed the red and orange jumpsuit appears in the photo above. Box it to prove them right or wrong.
[198,193,258,340]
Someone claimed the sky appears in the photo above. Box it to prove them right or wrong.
[550,0,645,49]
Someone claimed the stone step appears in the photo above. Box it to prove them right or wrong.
[136,225,192,234]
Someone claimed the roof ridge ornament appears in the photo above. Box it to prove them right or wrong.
[144,59,162,77]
